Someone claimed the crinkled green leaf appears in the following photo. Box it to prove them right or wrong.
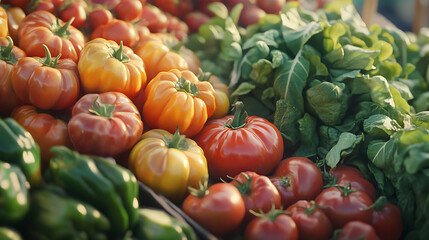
[323,22,348,52]
[294,113,318,158]
[326,132,363,168]
[230,82,255,102]
[250,59,274,85]
[282,21,324,55]
[412,111,429,129]
[243,29,279,50]
[389,84,411,114]
[402,143,429,175]
[363,114,400,138]
[306,81,349,126]
[351,75,395,108]
[325,45,379,70]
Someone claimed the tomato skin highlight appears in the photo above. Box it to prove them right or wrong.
[244,211,298,240]
[371,200,403,240]
[338,221,380,240]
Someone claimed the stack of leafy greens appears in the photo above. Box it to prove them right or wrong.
[187,0,429,238]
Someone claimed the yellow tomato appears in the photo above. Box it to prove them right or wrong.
[78,38,147,99]
[128,128,208,202]
[0,7,8,38]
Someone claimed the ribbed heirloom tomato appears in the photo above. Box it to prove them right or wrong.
[11,45,80,110]
[78,38,147,100]
[142,69,216,138]
[91,19,139,47]
[193,101,284,180]
[68,92,143,157]
[17,10,85,63]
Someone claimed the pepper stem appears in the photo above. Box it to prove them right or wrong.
[225,101,247,129]
[88,96,115,119]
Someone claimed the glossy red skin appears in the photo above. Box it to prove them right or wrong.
[11,56,80,110]
[17,10,85,63]
[140,4,168,33]
[315,187,374,229]
[68,92,143,157]
[239,5,266,27]
[88,7,113,30]
[371,203,403,240]
[59,1,87,29]
[193,115,284,181]
[32,0,56,13]
[329,165,376,202]
[154,0,194,18]
[270,157,323,208]
[244,213,298,240]
[91,19,139,47]
[184,11,210,33]
[85,0,119,9]
[8,0,31,8]
[0,38,26,117]
[230,171,281,222]
[286,200,333,240]
[114,0,142,22]
[182,182,246,236]
[11,105,72,169]
[256,0,285,14]
[338,221,380,240]
[197,0,222,16]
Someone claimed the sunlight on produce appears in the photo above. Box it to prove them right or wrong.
[76,203,88,216]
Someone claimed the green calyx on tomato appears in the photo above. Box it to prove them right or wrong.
[110,41,130,63]
[228,172,254,196]
[174,76,200,97]
[298,200,325,216]
[364,196,388,211]
[334,182,357,197]
[89,96,116,119]
[163,127,189,150]
[50,17,74,39]
[0,37,18,65]
[249,204,289,222]
[225,101,247,129]
[187,175,210,198]
[197,68,211,82]
[38,44,62,68]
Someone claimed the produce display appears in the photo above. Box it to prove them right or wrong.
[0,0,428,239]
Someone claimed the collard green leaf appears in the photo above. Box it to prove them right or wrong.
[305,81,349,126]
[230,82,255,102]
[389,84,411,114]
[367,139,397,170]
[282,21,324,55]
[329,69,361,82]
[351,75,395,108]
[363,114,400,139]
[326,132,363,168]
[318,125,342,158]
[325,45,379,70]
[402,143,429,175]
[294,113,318,158]
[412,111,429,129]
[414,92,429,112]
[242,29,279,50]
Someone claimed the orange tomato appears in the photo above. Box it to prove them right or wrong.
[0,7,8,38]
[6,7,25,44]
[142,69,216,137]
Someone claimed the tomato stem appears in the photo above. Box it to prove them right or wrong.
[0,36,18,65]
[111,41,130,63]
[174,77,200,97]
[365,196,388,211]
[225,101,247,129]
[334,182,357,197]
[229,172,253,196]
[188,175,210,198]
[164,127,189,150]
[51,17,74,39]
[88,96,116,119]
[249,203,289,222]
[197,68,212,82]
[38,44,61,68]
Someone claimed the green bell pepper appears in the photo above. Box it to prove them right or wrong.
[48,146,139,236]
[132,208,197,240]
[0,118,42,186]
[0,227,22,240]
[23,186,110,240]
[0,162,29,225]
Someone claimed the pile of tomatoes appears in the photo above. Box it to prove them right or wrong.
[0,0,404,239]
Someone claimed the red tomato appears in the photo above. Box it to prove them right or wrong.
[85,0,119,9]
[11,105,72,169]
[68,92,143,157]
[184,11,210,33]
[59,1,87,29]
[370,197,403,240]
[139,4,168,33]
[286,200,333,240]
[244,207,298,240]
[230,171,281,222]
[7,0,31,9]
[91,19,139,47]
[256,0,285,14]
[193,101,284,181]
[166,14,189,41]
[29,0,55,13]
[315,184,374,228]
[182,179,246,236]
[88,6,113,30]
[239,5,266,27]
[154,0,194,18]
[329,165,377,202]
[17,10,85,63]
[270,157,323,208]
[338,221,380,240]
[113,0,142,22]
[197,0,222,16]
